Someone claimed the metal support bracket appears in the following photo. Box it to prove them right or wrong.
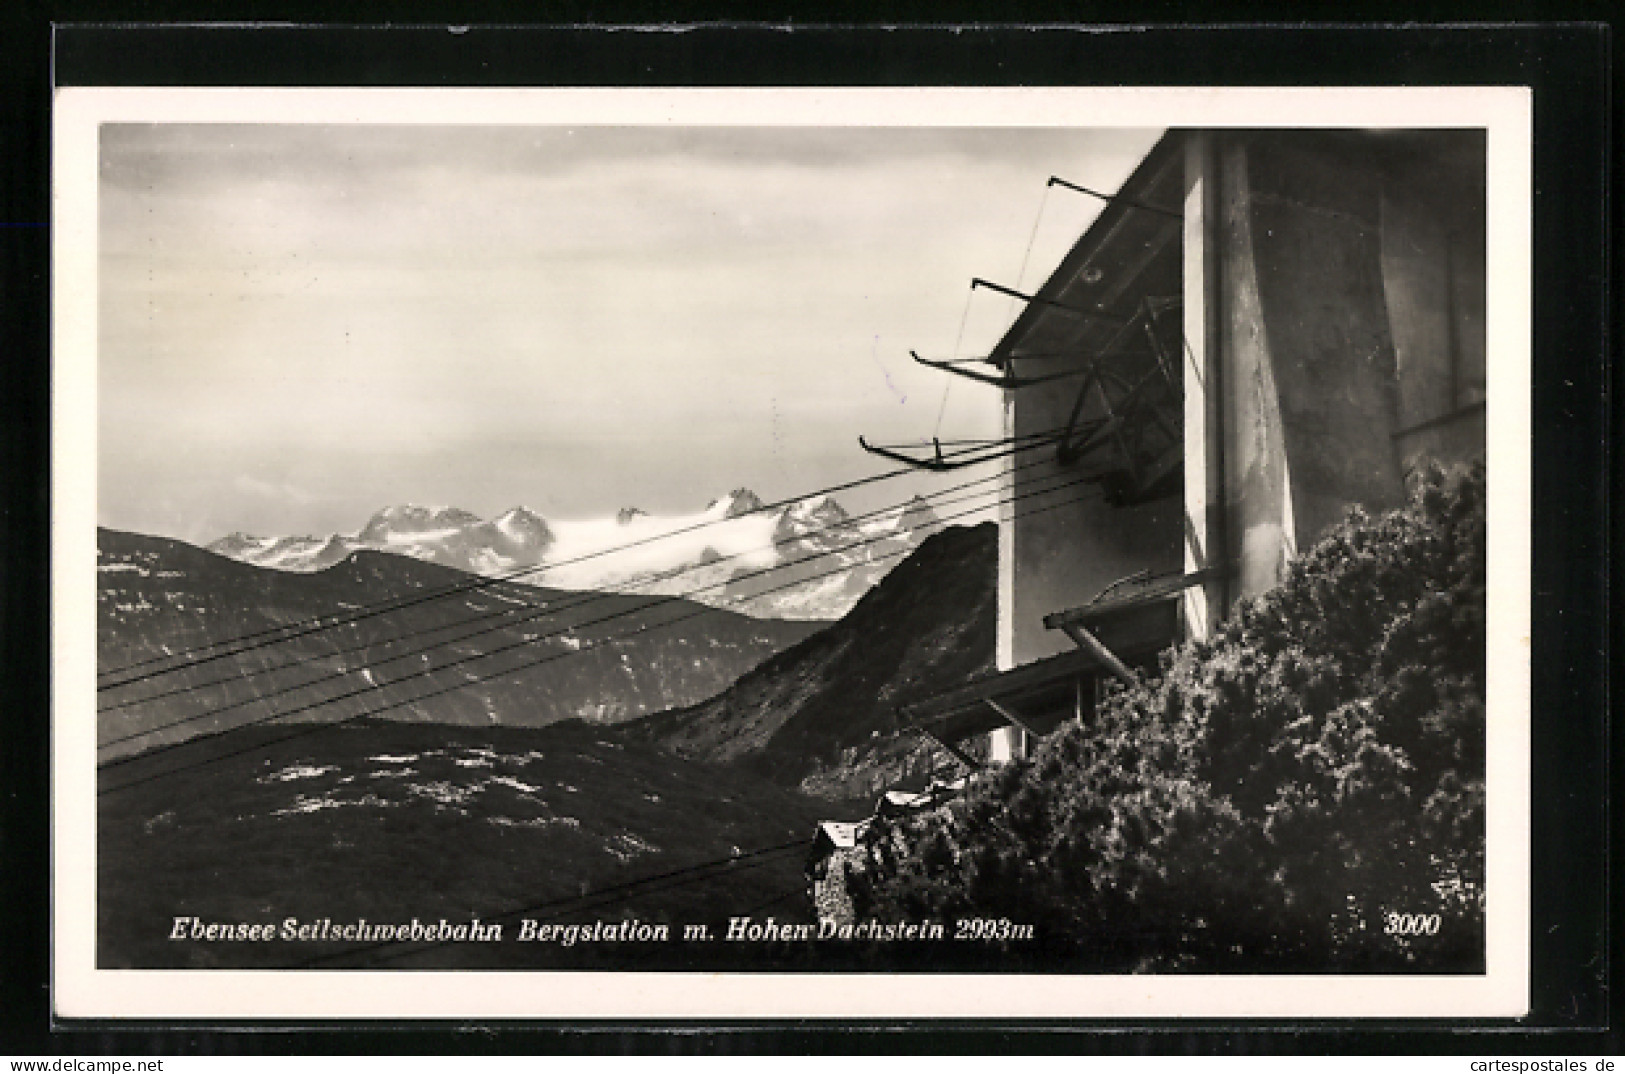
[971,277,1128,325]
[909,351,1082,390]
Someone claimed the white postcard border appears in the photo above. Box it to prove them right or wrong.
[53,84,1533,1021]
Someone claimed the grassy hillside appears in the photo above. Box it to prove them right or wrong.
[99,719,830,970]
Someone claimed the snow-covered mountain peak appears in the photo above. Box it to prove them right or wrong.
[208,532,272,557]
[493,505,548,532]
[708,488,764,519]
[896,494,940,532]
[210,485,939,620]
[358,504,483,543]
[206,531,358,572]
[784,494,851,528]
[487,507,554,554]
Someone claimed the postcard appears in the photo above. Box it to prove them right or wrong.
[53,85,1531,1019]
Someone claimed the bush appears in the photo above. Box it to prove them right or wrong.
[846,462,1487,971]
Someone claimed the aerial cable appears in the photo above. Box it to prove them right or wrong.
[930,279,977,441]
[97,464,1089,756]
[97,478,1104,794]
[100,442,1081,736]
[1006,180,1053,332]
[94,469,897,685]
[99,430,1072,714]
[105,468,1098,769]
[99,462,1013,718]
[96,436,1027,689]
[100,454,1049,716]
[98,481,1098,795]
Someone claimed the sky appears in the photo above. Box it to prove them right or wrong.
[98,123,1161,544]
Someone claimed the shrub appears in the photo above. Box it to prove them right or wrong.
[846,462,1487,971]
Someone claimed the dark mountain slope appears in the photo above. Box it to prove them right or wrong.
[99,718,827,970]
[627,523,997,799]
[98,528,820,759]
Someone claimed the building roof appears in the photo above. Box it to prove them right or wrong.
[986,131,1186,373]
[1045,568,1213,629]
[874,777,967,819]
[813,820,866,853]
[900,572,1213,746]
[982,131,1187,505]
[897,648,1097,744]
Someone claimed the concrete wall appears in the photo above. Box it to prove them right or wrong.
[1181,134,1229,636]
[1002,376,1183,669]
[1238,135,1411,561]
[1209,131,1486,602]
[1376,133,1488,469]
[999,129,1486,679]
[1215,137,1304,600]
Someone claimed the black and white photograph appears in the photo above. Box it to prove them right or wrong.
[52,86,1532,1019]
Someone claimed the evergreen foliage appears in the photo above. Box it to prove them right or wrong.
[847,462,1487,971]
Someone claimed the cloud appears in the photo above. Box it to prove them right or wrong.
[233,474,324,506]
[98,122,1163,535]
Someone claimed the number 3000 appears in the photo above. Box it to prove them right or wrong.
[1383,913,1442,936]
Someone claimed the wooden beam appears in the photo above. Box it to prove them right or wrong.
[916,728,982,773]
[899,648,1098,724]
[984,698,1041,739]
[1045,568,1215,623]
[1058,622,1140,686]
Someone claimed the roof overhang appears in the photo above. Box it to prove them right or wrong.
[900,569,1214,746]
[1043,568,1214,652]
[897,648,1097,745]
[986,131,1187,372]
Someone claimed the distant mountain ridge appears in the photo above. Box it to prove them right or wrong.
[207,489,940,621]
[98,527,821,760]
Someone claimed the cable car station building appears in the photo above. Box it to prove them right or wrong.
[893,128,1488,763]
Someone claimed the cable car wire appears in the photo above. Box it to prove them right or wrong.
[97,432,1057,690]
[98,468,1087,760]
[97,478,1102,794]
[99,448,1063,717]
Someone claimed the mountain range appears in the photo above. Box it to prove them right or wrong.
[206,490,941,621]
[97,527,821,761]
[96,520,1000,968]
